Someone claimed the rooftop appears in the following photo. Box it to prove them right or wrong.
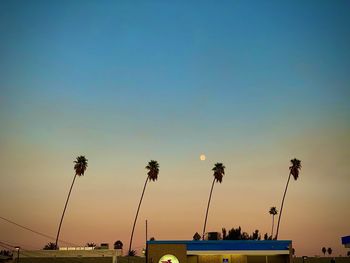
[147,240,292,252]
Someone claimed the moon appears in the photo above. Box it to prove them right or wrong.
[200,154,206,161]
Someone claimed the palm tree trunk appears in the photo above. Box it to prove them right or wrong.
[271,215,275,237]
[275,173,292,239]
[128,176,149,256]
[202,178,215,240]
[55,173,78,249]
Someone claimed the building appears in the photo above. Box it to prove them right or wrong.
[147,240,292,263]
[13,248,121,263]
[342,236,350,248]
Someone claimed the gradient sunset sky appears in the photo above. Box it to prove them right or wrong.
[1,0,349,257]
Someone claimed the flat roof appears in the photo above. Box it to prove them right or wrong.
[341,236,350,244]
[147,240,291,251]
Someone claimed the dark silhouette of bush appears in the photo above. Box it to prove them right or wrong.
[86,243,96,248]
[193,232,201,241]
[43,242,57,250]
[114,240,123,249]
[222,227,261,240]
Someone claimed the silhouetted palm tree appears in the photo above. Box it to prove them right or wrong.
[55,155,88,249]
[128,160,159,256]
[269,207,278,237]
[327,247,332,256]
[202,162,225,240]
[275,158,301,239]
[322,247,327,256]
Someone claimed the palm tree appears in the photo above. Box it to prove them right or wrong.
[275,158,301,239]
[322,247,327,256]
[202,162,226,240]
[269,207,278,237]
[128,160,159,256]
[55,155,88,249]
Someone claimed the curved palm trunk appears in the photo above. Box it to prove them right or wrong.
[55,173,78,249]
[271,215,275,237]
[128,177,149,256]
[202,178,215,240]
[275,173,291,240]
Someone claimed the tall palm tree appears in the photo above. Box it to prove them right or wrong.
[55,155,88,249]
[275,158,301,239]
[269,207,278,237]
[128,160,159,256]
[202,162,225,240]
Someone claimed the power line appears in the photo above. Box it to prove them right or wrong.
[0,240,115,263]
[0,240,16,250]
[0,216,79,246]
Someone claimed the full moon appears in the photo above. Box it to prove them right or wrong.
[200,154,206,161]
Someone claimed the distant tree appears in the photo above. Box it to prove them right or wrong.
[43,242,57,250]
[128,250,136,256]
[269,207,278,237]
[241,232,250,240]
[322,247,327,256]
[114,240,123,250]
[275,158,301,239]
[128,160,159,256]
[202,163,226,240]
[251,230,261,240]
[226,226,242,240]
[224,227,265,240]
[0,250,13,257]
[193,232,201,241]
[55,155,88,249]
[263,233,272,240]
[150,237,155,241]
[86,242,96,248]
[222,228,227,240]
[327,247,332,256]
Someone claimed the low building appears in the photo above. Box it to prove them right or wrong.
[13,249,121,263]
[147,240,292,263]
[341,236,350,248]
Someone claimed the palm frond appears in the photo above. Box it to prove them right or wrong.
[146,160,159,181]
[269,207,278,215]
[74,155,88,176]
[289,158,301,180]
[212,163,225,183]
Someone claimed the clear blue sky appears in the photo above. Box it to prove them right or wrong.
[1,0,349,256]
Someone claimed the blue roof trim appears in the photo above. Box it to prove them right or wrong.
[147,240,291,251]
[341,236,350,244]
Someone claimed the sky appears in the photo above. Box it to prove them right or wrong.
[0,0,349,257]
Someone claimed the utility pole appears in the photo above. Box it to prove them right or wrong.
[146,220,148,243]
[15,246,20,263]
[146,219,148,263]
